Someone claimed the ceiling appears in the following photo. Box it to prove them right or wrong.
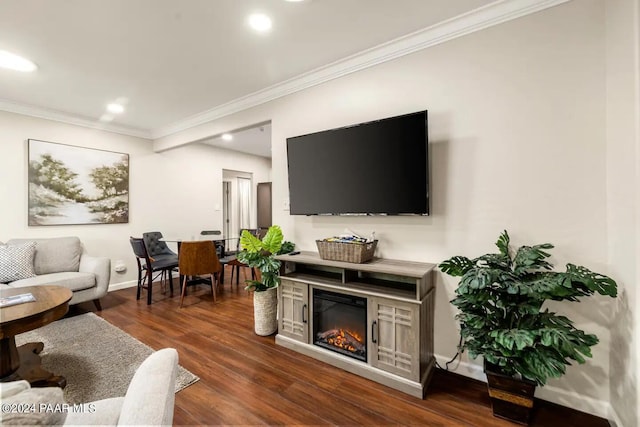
[1,0,517,156]
[201,122,273,159]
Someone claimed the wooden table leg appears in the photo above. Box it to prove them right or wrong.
[16,342,67,388]
[0,336,20,378]
[0,338,66,389]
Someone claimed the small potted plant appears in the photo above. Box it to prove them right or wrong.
[237,225,293,336]
[439,230,617,424]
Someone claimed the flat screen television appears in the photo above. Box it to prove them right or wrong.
[286,110,429,216]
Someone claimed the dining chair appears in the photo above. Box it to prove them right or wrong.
[200,229,224,256]
[178,240,222,308]
[129,237,178,305]
[142,231,179,264]
[199,229,231,283]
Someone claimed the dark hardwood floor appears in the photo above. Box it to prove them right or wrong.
[71,267,609,426]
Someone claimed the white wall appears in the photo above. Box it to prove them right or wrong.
[154,0,626,419]
[606,0,640,425]
[275,2,614,415]
[0,111,271,288]
[3,0,633,421]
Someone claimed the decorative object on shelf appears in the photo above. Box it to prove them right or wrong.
[316,233,377,263]
[237,225,292,336]
[439,230,617,425]
[28,139,129,225]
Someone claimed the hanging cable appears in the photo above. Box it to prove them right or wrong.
[437,335,463,371]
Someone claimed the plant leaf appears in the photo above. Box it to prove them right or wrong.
[261,225,283,254]
[519,273,577,300]
[244,279,267,292]
[240,230,263,252]
[516,347,569,385]
[490,329,535,351]
[566,264,618,297]
[439,256,474,277]
[495,230,510,257]
[277,241,295,255]
[475,253,510,269]
[512,244,554,275]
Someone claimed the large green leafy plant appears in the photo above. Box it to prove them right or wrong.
[236,225,288,291]
[439,231,617,385]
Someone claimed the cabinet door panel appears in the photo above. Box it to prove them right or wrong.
[279,279,309,342]
[370,298,419,379]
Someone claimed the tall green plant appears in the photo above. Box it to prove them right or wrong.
[236,225,284,292]
[439,230,617,385]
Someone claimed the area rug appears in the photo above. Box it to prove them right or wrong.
[15,312,199,404]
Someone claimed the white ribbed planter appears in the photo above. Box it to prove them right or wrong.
[253,287,278,336]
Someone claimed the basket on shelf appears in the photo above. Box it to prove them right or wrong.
[316,239,377,264]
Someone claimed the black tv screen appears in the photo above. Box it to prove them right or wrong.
[286,111,429,215]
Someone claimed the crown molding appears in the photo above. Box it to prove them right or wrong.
[152,0,571,139]
[0,0,570,140]
[0,98,152,139]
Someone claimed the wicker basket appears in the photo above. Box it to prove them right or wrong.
[316,240,377,263]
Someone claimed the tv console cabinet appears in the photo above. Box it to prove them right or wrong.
[275,251,436,398]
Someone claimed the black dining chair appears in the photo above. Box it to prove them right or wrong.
[129,237,179,305]
[143,231,179,264]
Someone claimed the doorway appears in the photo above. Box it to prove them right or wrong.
[257,182,272,230]
[222,169,253,240]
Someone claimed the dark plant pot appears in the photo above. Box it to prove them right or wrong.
[484,362,537,425]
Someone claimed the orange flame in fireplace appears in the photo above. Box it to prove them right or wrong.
[325,329,364,353]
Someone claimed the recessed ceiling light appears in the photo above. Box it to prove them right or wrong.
[222,133,233,141]
[106,103,124,114]
[248,13,272,32]
[0,50,37,72]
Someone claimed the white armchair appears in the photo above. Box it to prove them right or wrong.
[0,348,178,426]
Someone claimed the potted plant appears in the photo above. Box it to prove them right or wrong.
[439,230,617,424]
[236,225,292,336]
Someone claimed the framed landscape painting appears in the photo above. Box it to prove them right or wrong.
[28,139,129,226]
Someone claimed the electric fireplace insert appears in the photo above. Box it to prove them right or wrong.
[312,288,367,362]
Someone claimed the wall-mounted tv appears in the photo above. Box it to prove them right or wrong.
[286,110,429,216]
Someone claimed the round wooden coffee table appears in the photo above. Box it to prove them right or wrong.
[0,285,72,388]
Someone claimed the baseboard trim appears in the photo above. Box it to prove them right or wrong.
[108,272,184,292]
[108,280,137,292]
[434,354,613,423]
